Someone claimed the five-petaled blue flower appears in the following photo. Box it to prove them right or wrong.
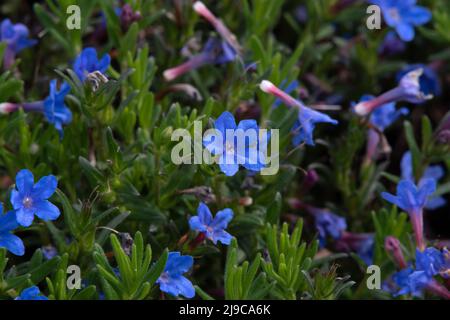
[314,209,347,247]
[203,111,268,176]
[10,169,60,227]
[391,266,429,297]
[73,47,111,81]
[189,202,233,245]
[381,178,436,215]
[44,80,72,137]
[397,64,441,97]
[0,203,24,256]
[15,286,48,300]
[0,19,37,67]
[157,252,195,298]
[400,151,446,210]
[388,247,447,297]
[371,0,432,42]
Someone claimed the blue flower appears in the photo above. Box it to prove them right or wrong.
[355,235,375,265]
[0,204,24,256]
[43,80,72,137]
[354,69,433,116]
[382,178,436,250]
[371,0,432,42]
[382,179,436,215]
[73,47,111,81]
[259,80,338,146]
[164,38,237,81]
[292,107,338,146]
[388,247,447,297]
[313,209,347,247]
[391,267,429,297]
[397,64,441,97]
[203,111,268,176]
[416,247,446,277]
[379,31,406,56]
[0,19,37,67]
[157,252,195,298]
[10,169,60,227]
[189,203,233,245]
[358,95,409,131]
[400,151,446,210]
[15,286,48,300]
[42,245,58,260]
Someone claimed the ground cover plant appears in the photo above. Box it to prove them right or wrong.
[0,0,449,300]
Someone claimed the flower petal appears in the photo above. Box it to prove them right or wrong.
[33,200,60,221]
[15,169,34,194]
[32,175,57,200]
[0,233,24,256]
[15,207,34,227]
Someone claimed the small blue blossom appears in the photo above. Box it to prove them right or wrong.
[15,286,48,300]
[356,95,409,131]
[382,178,436,250]
[42,245,58,260]
[355,235,375,265]
[164,38,237,81]
[379,31,406,56]
[43,80,72,137]
[0,19,37,67]
[157,252,195,298]
[391,267,429,297]
[292,107,338,146]
[371,0,432,42]
[260,80,338,146]
[400,151,446,210]
[381,178,436,215]
[388,247,447,297]
[73,47,111,81]
[203,111,268,176]
[397,64,441,97]
[189,203,233,245]
[416,247,446,277]
[0,204,24,256]
[10,169,60,227]
[313,209,347,247]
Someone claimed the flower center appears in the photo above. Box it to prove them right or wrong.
[22,196,33,208]
[388,8,400,22]
[225,141,234,154]
[159,272,169,283]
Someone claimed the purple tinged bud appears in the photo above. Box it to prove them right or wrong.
[385,236,407,269]
[193,1,242,54]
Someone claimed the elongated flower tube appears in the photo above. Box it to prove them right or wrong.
[382,179,436,251]
[164,38,237,81]
[0,80,71,137]
[260,80,338,146]
[193,1,242,54]
[354,69,433,116]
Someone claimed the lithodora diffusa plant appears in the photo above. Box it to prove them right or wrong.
[0,0,449,301]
